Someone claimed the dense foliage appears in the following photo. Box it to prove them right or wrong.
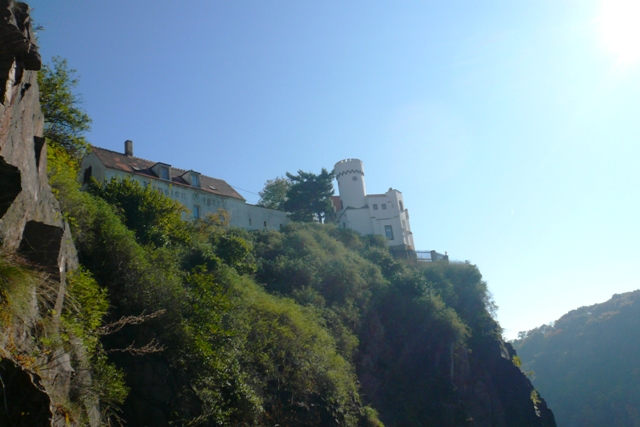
[258,169,335,222]
[48,148,369,425]
[257,176,291,210]
[47,138,510,425]
[512,291,640,427]
[38,57,92,161]
[284,168,335,223]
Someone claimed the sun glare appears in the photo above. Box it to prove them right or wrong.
[600,0,640,63]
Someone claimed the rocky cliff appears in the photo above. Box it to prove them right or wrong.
[0,1,98,425]
[357,295,557,427]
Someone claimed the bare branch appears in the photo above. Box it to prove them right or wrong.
[97,309,166,336]
[106,339,165,356]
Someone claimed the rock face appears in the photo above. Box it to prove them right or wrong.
[452,339,556,427]
[0,2,97,426]
[358,309,557,427]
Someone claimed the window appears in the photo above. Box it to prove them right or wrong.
[385,225,394,240]
[191,174,200,187]
[249,218,252,226]
[373,204,378,210]
[82,166,92,184]
[160,167,169,180]
[263,221,267,227]
[193,206,200,218]
[381,203,387,210]
[343,222,346,229]
[399,201,404,211]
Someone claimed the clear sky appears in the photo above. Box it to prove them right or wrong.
[28,0,640,339]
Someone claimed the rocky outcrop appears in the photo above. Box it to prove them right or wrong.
[358,309,556,427]
[0,2,97,426]
[452,339,556,427]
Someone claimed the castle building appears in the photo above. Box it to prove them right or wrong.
[80,140,290,231]
[332,159,415,252]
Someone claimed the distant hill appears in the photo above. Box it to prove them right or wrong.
[512,290,640,427]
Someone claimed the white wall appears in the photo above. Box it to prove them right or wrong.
[337,207,373,236]
[80,158,290,232]
[79,152,107,182]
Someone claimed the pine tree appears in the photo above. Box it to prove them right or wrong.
[284,168,334,223]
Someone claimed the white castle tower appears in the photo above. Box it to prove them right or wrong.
[334,159,367,209]
[333,159,415,252]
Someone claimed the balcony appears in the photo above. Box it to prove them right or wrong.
[415,250,449,262]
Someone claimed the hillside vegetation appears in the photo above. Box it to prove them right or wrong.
[33,55,554,427]
[43,138,556,426]
[512,290,640,427]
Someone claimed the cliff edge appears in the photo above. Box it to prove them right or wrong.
[0,1,98,425]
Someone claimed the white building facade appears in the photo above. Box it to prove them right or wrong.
[332,159,415,251]
[80,141,290,231]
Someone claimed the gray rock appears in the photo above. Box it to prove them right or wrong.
[0,1,98,426]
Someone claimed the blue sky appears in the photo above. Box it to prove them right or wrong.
[29,0,640,339]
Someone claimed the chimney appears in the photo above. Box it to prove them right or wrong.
[124,140,133,157]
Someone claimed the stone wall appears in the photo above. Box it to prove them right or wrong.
[0,2,98,426]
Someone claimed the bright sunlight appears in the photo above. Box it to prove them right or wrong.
[600,0,640,63]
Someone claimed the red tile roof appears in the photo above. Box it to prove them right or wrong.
[90,146,245,201]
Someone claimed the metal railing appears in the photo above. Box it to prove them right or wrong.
[415,250,448,262]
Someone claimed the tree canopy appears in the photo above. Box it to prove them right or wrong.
[46,142,539,425]
[512,291,640,427]
[91,177,191,248]
[38,56,92,160]
[283,168,335,223]
[257,176,290,210]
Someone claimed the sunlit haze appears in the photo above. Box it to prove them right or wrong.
[28,0,640,339]
[600,0,640,63]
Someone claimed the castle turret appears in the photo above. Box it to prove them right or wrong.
[334,159,366,209]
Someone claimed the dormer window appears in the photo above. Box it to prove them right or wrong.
[160,167,170,180]
[152,163,172,180]
[182,170,201,187]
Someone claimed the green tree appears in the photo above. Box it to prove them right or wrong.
[91,177,191,248]
[257,176,291,210]
[284,168,335,223]
[38,56,92,160]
